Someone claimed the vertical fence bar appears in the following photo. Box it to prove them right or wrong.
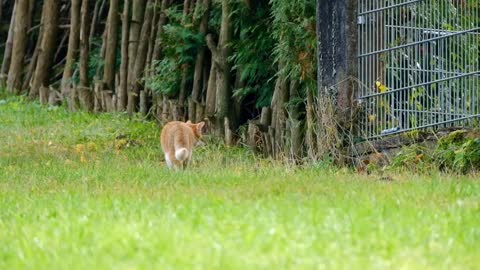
[357,0,479,140]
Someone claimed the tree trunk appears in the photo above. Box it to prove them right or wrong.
[182,0,191,24]
[177,0,193,119]
[89,0,107,45]
[95,28,108,79]
[30,0,60,103]
[103,0,119,92]
[161,95,169,122]
[127,0,153,114]
[7,1,29,93]
[205,63,216,118]
[145,0,159,75]
[78,0,93,111]
[195,58,209,122]
[26,0,36,31]
[270,63,289,158]
[231,67,244,129]
[0,0,3,27]
[126,0,147,114]
[151,0,169,63]
[206,0,232,136]
[61,0,81,110]
[22,33,42,92]
[128,0,153,115]
[191,0,211,115]
[117,0,130,111]
[288,80,303,162]
[54,32,69,64]
[139,90,147,115]
[19,0,39,92]
[1,3,16,87]
[306,85,317,159]
[143,0,161,116]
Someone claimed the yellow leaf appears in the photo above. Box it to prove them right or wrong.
[368,114,376,122]
[375,81,388,93]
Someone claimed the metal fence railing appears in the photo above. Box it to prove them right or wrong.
[357,0,480,139]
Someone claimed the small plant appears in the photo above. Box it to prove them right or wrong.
[389,144,434,173]
[435,130,480,174]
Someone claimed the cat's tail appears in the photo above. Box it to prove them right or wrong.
[175,148,189,161]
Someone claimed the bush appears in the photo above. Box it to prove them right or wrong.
[389,130,480,174]
[434,131,480,174]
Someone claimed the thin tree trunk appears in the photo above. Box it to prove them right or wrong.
[191,0,211,102]
[195,58,209,121]
[126,0,147,114]
[178,0,193,119]
[54,32,69,63]
[61,0,81,110]
[206,0,232,136]
[0,3,16,87]
[145,0,159,75]
[288,80,303,161]
[30,0,60,103]
[151,0,169,63]
[118,0,130,111]
[7,1,29,93]
[182,0,191,23]
[22,35,41,91]
[306,85,317,159]
[0,0,3,28]
[188,0,196,15]
[93,25,108,111]
[139,90,147,115]
[270,63,289,158]
[21,3,45,92]
[150,0,170,118]
[231,67,244,129]
[27,0,35,30]
[205,63,216,118]
[89,0,107,45]
[148,0,170,118]
[143,0,160,116]
[178,66,188,120]
[103,0,119,92]
[95,28,108,79]
[133,0,154,87]
[78,0,93,111]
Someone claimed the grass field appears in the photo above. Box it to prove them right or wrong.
[1,95,479,269]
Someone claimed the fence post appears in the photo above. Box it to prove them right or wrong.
[316,0,358,162]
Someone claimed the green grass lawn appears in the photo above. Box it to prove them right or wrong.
[1,95,479,269]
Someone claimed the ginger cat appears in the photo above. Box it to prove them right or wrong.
[160,120,205,170]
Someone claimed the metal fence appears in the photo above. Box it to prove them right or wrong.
[357,0,480,139]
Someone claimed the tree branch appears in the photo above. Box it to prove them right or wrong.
[206,34,221,68]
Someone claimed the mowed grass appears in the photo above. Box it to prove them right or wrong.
[1,95,479,270]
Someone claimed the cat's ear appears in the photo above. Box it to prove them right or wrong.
[196,121,205,134]
[186,120,192,124]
